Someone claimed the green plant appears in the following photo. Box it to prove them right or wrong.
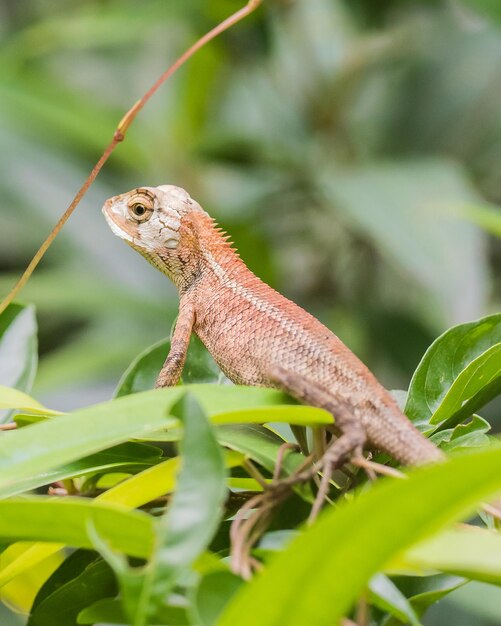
[0,303,500,625]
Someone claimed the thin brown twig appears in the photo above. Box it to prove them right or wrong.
[48,486,69,496]
[308,461,333,524]
[273,442,299,481]
[230,492,265,576]
[482,502,501,522]
[0,423,18,431]
[241,458,269,489]
[0,0,262,315]
[351,457,406,479]
[312,427,327,461]
[356,592,369,626]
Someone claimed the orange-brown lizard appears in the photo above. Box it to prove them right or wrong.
[102,184,443,479]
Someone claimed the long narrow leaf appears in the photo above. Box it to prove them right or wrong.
[0,498,154,558]
[0,389,184,497]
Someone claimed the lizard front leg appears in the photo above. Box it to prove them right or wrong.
[155,294,195,388]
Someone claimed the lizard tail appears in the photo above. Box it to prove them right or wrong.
[362,405,445,466]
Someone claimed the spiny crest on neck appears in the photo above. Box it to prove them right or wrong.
[197,214,240,258]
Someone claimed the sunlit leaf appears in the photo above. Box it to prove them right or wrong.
[0,544,63,616]
[0,385,58,416]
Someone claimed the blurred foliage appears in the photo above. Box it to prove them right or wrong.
[1,0,501,406]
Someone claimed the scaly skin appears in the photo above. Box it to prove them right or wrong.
[103,184,443,466]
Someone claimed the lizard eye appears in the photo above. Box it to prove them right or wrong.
[127,194,154,223]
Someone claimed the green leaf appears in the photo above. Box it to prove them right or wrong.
[0,451,240,592]
[194,571,243,626]
[0,542,63,615]
[430,415,493,452]
[213,405,332,427]
[0,498,154,558]
[77,597,190,625]
[95,394,227,625]
[0,303,37,399]
[429,344,501,427]
[182,335,225,385]
[369,574,421,626]
[217,424,307,478]
[0,388,183,497]
[461,203,501,239]
[0,385,60,415]
[30,549,98,612]
[77,598,125,625]
[0,381,326,497]
[28,555,117,626]
[115,338,170,398]
[394,527,501,586]
[387,575,466,622]
[115,335,221,398]
[438,580,501,623]
[5,442,163,497]
[217,447,501,626]
[138,394,227,616]
[0,543,66,590]
[99,457,180,507]
[405,314,501,431]
[0,456,193,590]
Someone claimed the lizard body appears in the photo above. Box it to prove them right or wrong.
[103,185,443,466]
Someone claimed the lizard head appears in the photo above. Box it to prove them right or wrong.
[102,184,206,286]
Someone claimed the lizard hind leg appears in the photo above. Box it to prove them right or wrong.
[269,365,367,521]
[230,367,367,577]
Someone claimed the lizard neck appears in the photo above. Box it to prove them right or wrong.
[196,214,247,280]
[165,211,247,294]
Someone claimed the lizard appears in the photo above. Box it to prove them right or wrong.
[102,184,444,491]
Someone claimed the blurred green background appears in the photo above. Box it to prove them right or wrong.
[1,0,501,622]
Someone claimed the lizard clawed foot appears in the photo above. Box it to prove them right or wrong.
[351,456,405,480]
[230,433,369,577]
[308,434,365,523]
[230,444,311,578]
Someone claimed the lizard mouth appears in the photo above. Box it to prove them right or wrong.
[102,202,134,243]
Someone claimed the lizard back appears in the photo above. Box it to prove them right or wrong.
[190,218,441,465]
